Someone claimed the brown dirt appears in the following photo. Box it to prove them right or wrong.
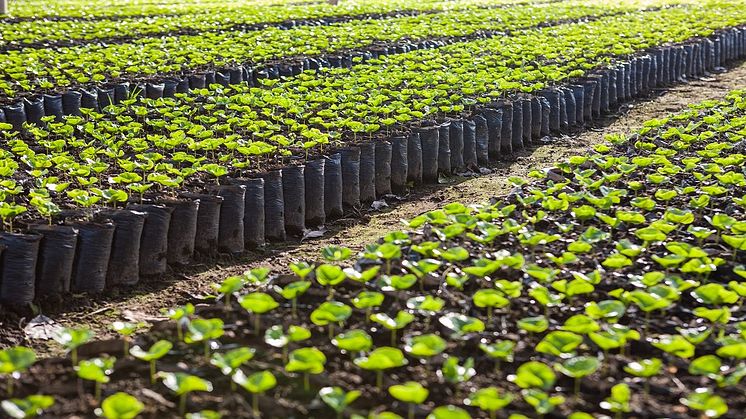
[3,60,745,357]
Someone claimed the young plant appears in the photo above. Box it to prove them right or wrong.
[310,301,353,339]
[332,330,373,358]
[354,347,408,389]
[1,395,54,419]
[285,347,327,392]
[110,321,143,354]
[370,311,415,345]
[403,334,447,359]
[389,382,428,419]
[315,264,347,300]
[554,356,600,395]
[129,340,173,384]
[96,392,144,419]
[276,280,311,317]
[0,346,36,396]
[185,318,225,356]
[600,383,632,419]
[623,358,662,396]
[472,289,509,322]
[464,387,512,419]
[479,339,515,373]
[239,293,278,334]
[54,327,94,365]
[438,356,476,385]
[319,386,360,419]
[158,372,213,416]
[76,356,116,401]
[352,291,385,323]
[212,275,246,309]
[163,303,195,341]
[232,370,277,417]
[265,325,311,363]
[680,388,728,418]
[210,347,255,391]
[438,313,485,339]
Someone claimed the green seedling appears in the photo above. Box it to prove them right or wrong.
[212,275,246,309]
[110,321,144,354]
[1,395,54,419]
[319,386,360,419]
[403,334,446,359]
[232,370,277,417]
[554,356,600,395]
[389,382,428,419]
[0,347,36,396]
[522,389,565,416]
[371,311,415,345]
[76,357,115,401]
[239,293,279,334]
[96,392,144,419]
[600,383,631,419]
[264,325,311,363]
[332,330,373,357]
[472,289,509,322]
[276,280,311,317]
[438,313,485,339]
[311,301,352,339]
[158,372,213,416]
[623,358,662,395]
[352,291,385,323]
[508,361,556,391]
[54,327,94,365]
[163,303,194,341]
[354,347,408,389]
[465,387,512,419]
[438,356,475,385]
[426,405,470,419]
[184,318,224,356]
[130,340,172,384]
[315,264,346,299]
[285,347,327,392]
[681,388,728,418]
[210,347,255,391]
[479,339,515,373]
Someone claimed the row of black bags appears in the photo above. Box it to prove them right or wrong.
[0,28,745,306]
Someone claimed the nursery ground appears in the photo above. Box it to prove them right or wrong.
[2,59,746,357]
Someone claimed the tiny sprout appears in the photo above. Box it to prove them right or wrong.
[319,386,360,419]
[54,327,94,365]
[158,372,213,416]
[232,370,277,417]
[1,395,54,419]
[389,382,428,419]
[0,346,36,396]
[111,321,144,354]
[130,340,172,384]
[75,356,116,401]
[96,392,144,419]
[464,387,512,419]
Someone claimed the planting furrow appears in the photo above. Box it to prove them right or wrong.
[0,9,743,307]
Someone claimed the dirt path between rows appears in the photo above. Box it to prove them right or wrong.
[3,61,745,356]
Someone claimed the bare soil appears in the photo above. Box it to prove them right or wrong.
[3,61,745,357]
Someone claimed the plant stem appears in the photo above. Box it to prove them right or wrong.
[6,376,13,397]
[72,348,78,365]
[574,377,581,396]
[95,381,101,401]
[150,360,156,384]
[303,373,310,392]
[254,316,261,335]
[376,371,383,390]
[253,393,259,417]
[179,393,187,416]
[408,404,415,419]
[292,298,297,317]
